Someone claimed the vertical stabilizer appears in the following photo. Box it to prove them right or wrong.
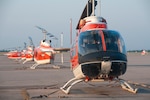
[76,0,97,29]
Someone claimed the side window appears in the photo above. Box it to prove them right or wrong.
[103,30,126,54]
[118,36,126,54]
[70,42,76,58]
[104,32,119,51]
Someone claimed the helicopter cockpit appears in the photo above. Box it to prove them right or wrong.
[78,30,126,56]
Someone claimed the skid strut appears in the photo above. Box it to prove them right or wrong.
[30,63,40,69]
[60,77,138,94]
[23,60,28,64]
[60,78,83,94]
[116,78,138,93]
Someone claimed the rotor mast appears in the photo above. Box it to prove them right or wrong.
[92,0,95,16]
[43,30,47,40]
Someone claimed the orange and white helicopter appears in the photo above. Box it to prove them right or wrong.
[30,26,57,69]
[20,42,27,61]
[61,0,137,94]
[6,47,22,60]
[22,37,35,64]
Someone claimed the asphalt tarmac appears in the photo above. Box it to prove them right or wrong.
[0,52,150,100]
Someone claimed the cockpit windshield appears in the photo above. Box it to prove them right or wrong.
[78,30,126,56]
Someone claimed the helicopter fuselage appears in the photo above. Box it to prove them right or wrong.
[71,16,127,80]
[33,40,55,65]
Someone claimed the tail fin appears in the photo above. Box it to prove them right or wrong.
[76,0,97,29]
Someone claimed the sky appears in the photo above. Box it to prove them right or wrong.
[0,0,150,50]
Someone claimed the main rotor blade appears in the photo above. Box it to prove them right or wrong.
[47,33,58,40]
[35,26,47,33]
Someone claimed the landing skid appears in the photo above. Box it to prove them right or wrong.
[60,78,83,94]
[116,78,138,93]
[60,78,138,94]
[30,63,60,69]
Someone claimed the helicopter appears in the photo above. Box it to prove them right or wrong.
[60,0,137,94]
[30,26,57,69]
[22,37,35,64]
[7,50,21,59]
[6,47,22,60]
[20,42,27,61]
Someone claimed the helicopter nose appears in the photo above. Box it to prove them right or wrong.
[101,56,110,61]
[81,63,101,78]
[101,61,111,75]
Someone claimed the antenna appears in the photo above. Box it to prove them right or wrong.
[60,32,64,64]
[87,0,89,17]
[70,18,72,45]
[92,0,95,16]
[98,0,101,16]
[61,32,63,48]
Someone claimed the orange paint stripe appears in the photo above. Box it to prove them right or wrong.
[100,30,106,51]
[81,24,107,32]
